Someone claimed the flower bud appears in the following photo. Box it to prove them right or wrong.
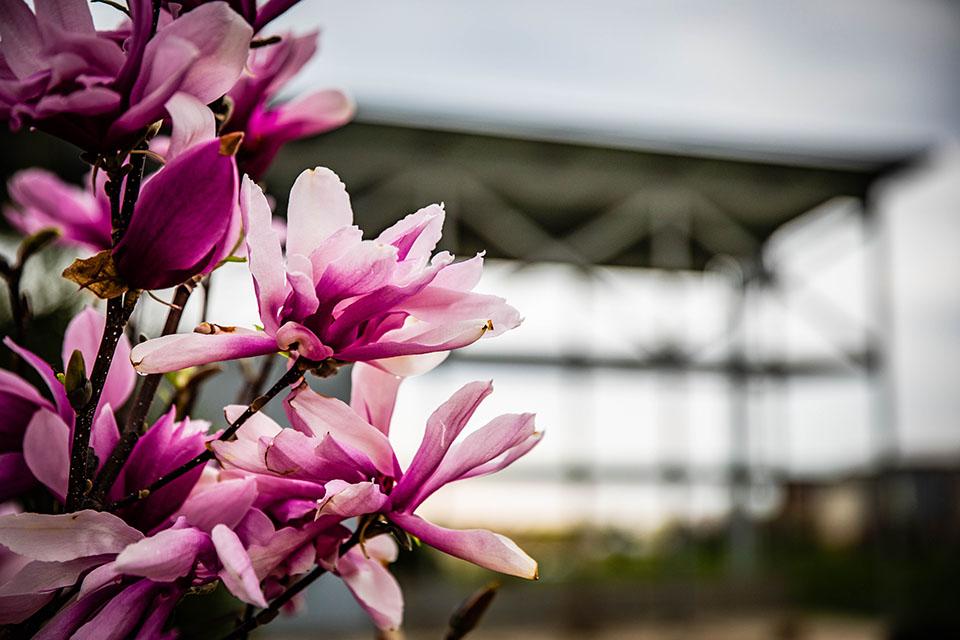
[112,136,241,291]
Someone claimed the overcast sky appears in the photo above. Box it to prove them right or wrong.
[276,0,960,162]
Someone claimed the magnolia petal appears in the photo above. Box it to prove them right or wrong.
[114,137,238,290]
[0,593,54,625]
[390,381,492,508]
[140,3,252,105]
[285,385,395,476]
[175,475,258,531]
[72,579,157,640]
[3,337,71,424]
[372,351,449,378]
[240,176,287,334]
[390,512,537,580]
[131,328,277,374]
[339,544,403,631]
[377,204,444,268]
[335,319,493,362]
[410,413,537,509]
[286,167,353,260]
[212,524,268,608]
[114,527,210,582]
[275,321,333,361]
[165,92,215,158]
[22,408,70,502]
[349,363,402,435]
[0,555,112,597]
[317,480,388,519]
[0,510,143,562]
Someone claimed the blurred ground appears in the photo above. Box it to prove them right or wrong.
[268,614,881,640]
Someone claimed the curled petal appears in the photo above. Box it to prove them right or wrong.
[339,543,403,631]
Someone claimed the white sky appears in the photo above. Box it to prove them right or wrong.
[274,0,960,163]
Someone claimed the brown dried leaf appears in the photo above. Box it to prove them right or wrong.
[62,250,128,299]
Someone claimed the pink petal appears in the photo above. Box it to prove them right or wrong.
[90,404,120,473]
[285,385,395,477]
[3,337,71,425]
[131,328,278,374]
[140,3,252,105]
[0,554,112,596]
[274,321,333,361]
[401,287,521,338]
[317,480,388,518]
[372,351,449,378]
[114,527,211,582]
[113,137,238,290]
[72,579,158,640]
[22,408,69,502]
[377,204,444,267]
[390,381,492,508]
[0,510,143,562]
[431,253,484,291]
[284,253,320,320]
[349,363,401,435]
[34,0,94,34]
[0,0,42,78]
[175,475,257,531]
[0,593,53,625]
[338,544,403,631]
[240,176,287,335]
[212,524,268,608]
[410,413,537,509]
[336,319,493,362]
[286,167,353,260]
[164,91,215,158]
[390,512,537,580]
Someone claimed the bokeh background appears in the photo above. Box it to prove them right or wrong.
[3,1,960,638]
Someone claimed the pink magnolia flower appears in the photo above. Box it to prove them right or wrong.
[167,0,302,33]
[0,308,133,503]
[0,0,253,152]
[213,364,542,585]
[131,169,520,376]
[223,30,354,179]
[0,470,401,633]
[4,169,111,252]
[6,100,242,290]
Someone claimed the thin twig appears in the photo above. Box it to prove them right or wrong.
[219,528,364,639]
[107,358,315,511]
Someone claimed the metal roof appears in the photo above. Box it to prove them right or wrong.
[269,121,899,270]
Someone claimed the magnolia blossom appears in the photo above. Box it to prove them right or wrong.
[213,364,542,584]
[131,168,520,376]
[168,0,302,33]
[4,169,111,252]
[0,308,133,502]
[0,0,252,152]
[224,31,354,179]
[8,101,241,290]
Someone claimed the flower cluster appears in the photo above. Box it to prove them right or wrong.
[0,1,541,637]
